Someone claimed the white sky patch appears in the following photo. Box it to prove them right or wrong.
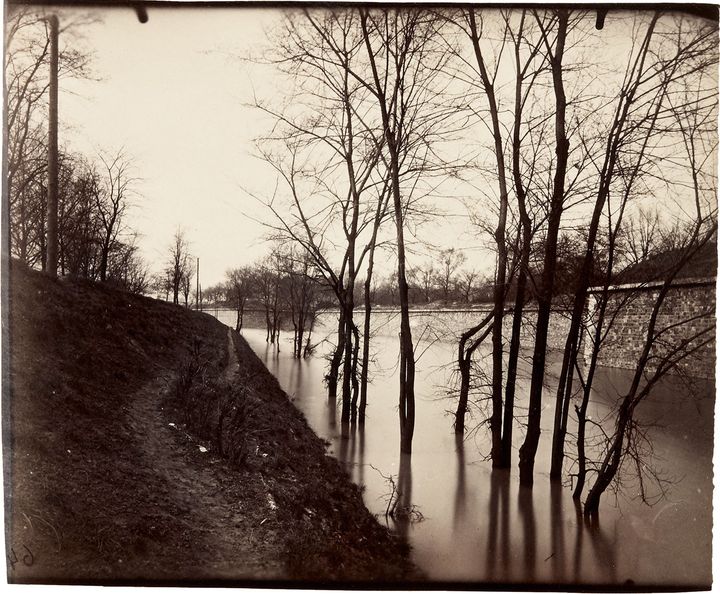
[54,6,483,287]
[59,7,285,285]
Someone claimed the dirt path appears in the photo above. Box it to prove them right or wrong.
[125,333,285,582]
[9,265,413,584]
[224,328,239,381]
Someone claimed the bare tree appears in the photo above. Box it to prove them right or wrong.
[358,6,456,452]
[93,150,135,283]
[584,221,716,515]
[435,247,467,302]
[168,228,191,306]
[446,8,551,466]
[549,11,718,481]
[252,247,286,345]
[180,265,193,307]
[620,207,663,268]
[280,248,321,359]
[496,9,548,468]
[580,48,718,513]
[441,7,542,460]
[106,237,149,295]
[252,10,393,423]
[417,263,436,303]
[57,152,96,276]
[463,7,512,465]
[5,7,93,269]
[517,9,571,486]
[225,266,254,331]
[457,269,479,303]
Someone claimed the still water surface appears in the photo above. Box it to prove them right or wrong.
[212,309,713,587]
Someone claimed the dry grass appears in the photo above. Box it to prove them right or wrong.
[7,261,415,585]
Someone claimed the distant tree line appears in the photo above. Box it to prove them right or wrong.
[372,239,610,307]
[202,245,327,360]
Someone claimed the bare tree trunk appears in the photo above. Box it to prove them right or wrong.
[455,313,493,433]
[499,270,527,467]
[327,307,345,400]
[518,10,569,487]
[99,237,111,282]
[295,286,306,360]
[359,182,388,424]
[359,275,373,423]
[394,183,415,454]
[550,16,660,481]
[296,322,305,360]
[350,322,360,421]
[18,193,27,263]
[573,293,606,500]
[304,313,315,358]
[455,349,472,434]
[289,286,299,356]
[235,296,244,332]
[264,305,271,342]
[394,198,415,454]
[341,304,354,424]
[467,8,509,468]
[360,9,416,454]
[499,15,534,469]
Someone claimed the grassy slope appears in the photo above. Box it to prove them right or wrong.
[6,261,413,584]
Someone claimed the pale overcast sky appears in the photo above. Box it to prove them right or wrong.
[59,6,282,286]
[49,5,711,288]
[57,5,482,288]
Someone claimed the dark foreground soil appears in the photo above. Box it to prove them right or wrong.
[5,262,416,585]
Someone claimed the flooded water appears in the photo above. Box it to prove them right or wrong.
[212,308,714,587]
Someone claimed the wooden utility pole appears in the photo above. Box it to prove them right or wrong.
[195,257,199,310]
[46,14,59,278]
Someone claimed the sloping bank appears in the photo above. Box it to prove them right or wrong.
[6,262,416,585]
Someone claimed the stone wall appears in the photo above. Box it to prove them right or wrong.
[584,278,716,380]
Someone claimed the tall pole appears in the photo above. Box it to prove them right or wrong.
[46,14,59,278]
[195,257,199,310]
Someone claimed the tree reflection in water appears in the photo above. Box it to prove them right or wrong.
[518,485,537,582]
[550,483,565,581]
[393,453,413,539]
[234,322,710,586]
[485,469,510,582]
[452,433,467,530]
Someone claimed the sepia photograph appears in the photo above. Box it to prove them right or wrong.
[3,0,718,589]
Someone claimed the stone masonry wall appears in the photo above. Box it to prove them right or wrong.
[584,278,716,380]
